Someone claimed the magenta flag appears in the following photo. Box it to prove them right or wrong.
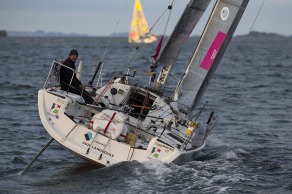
[151,36,164,60]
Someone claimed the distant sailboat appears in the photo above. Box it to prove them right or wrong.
[128,0,157,43]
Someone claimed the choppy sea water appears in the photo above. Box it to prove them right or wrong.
[0,35,291,193]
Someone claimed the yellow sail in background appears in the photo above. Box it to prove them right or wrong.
[128,0,157,43]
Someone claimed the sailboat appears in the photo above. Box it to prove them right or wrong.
[128,0,157,43]
[36,0,249,168]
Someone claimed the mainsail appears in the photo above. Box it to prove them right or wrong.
[154,0,211,90]
[128,0,157,43]
[173,0,249,114]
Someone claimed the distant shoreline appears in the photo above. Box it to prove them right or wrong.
[2,30,291,38]
[0,30,7,37]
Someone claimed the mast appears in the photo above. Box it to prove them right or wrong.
[173,0,249,114]
[154,0,211,91]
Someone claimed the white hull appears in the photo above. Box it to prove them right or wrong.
[35,0,249,169]
[38,85,207,167]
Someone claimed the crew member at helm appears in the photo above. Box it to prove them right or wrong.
[60,49,94,104]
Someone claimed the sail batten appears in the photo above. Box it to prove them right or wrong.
[173,0,249,114]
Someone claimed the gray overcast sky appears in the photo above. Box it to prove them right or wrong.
[0,0,291,36]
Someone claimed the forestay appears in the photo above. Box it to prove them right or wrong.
[155,0,211,89]
[173,0,249,114]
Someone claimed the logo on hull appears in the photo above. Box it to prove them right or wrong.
[84,132,92,141]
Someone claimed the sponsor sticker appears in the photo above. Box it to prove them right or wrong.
[84,132,93,141]
[200,31,226,70]
[221,7,229,21]
[50,103,61,115]
[150,147,161,158]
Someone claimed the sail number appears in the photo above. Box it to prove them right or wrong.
[211,49,218,60]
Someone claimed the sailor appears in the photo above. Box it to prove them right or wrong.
[60,49,94,104]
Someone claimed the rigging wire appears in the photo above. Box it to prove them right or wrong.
[109,2,173,80]
[83,0,180,128]
[100,0,129,62]
[131,2,175,68]
[162,0,175,38]
[90,0,129,85]
[231,0,266,74]
[136,0,176,129]
[66,0,132,131]
[86,1,174,119]
[129,9,170,68]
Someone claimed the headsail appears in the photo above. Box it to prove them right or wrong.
[173,0,249,114]
[154,0,211,90]
[128,0,157,43]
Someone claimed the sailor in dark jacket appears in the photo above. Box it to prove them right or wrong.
[60,49,94,104]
